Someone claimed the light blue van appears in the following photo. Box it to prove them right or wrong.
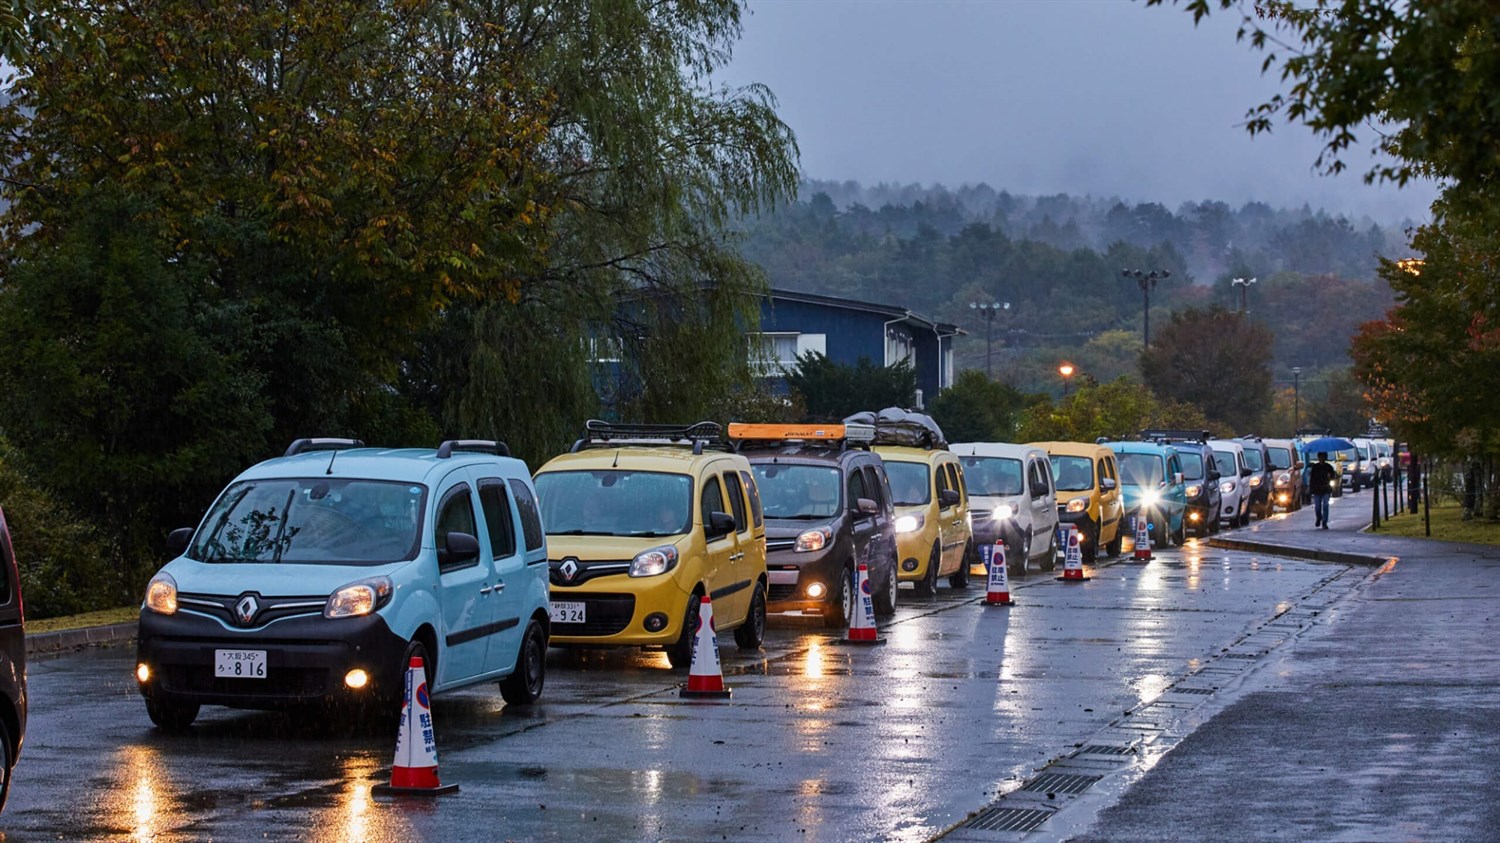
[1106,441,1188,547]
[135,438,550,729]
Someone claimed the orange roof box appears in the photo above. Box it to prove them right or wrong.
[727,423,845,441]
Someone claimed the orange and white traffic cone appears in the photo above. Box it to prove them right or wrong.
[1057,524,1091,582]
[1132,514,1155,562]
[680,595,732,699]
[372,656,459,796]
[983,541,1014,606]
[835,563,886,645]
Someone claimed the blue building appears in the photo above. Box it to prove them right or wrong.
[749,289,962,408]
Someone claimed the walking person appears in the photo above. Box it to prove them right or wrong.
[1310,452,1337,529]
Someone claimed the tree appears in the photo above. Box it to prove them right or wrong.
[1015,377,1213,444]
[1140,307,1274,431]
[928,370,1028,443]
[784,353,917,421]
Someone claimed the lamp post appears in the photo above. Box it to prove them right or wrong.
[969,301,1009,378]
[1232,276,1258,313]
[1121,269,1170,348]
[1059,362,1076,396]
[1291,366,1302,433]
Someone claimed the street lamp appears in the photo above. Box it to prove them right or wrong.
[1059,362,1076,396]
[969,300,1010,378]
[1121,269,1170,348]
[1232,277,1258,313]
[1292,366,1302,433]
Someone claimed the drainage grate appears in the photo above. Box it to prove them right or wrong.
[1021,773,1103,795]
[1223,652,1261,660]
[1077,744,1134,756]
[964,807,1053,832]
[1169,686,1215,695]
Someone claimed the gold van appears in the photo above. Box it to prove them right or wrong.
[1027,441,1124,562]
[876,445,974,594]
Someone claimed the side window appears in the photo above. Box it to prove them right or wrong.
[507,479,545,553]
[935,461,953,505]
[722,471,748,535]
[847,468,868,512]
[862,467,886,511]
[477,479,518,559]
[1036,460,1052,495]
[1169,456,1181,481]
[1097,458,1108,488]
[739,470,764,529]
[1105,456,1118,484]
[945,463,964,503]
[437,484,478,570]
[701,475,726,530]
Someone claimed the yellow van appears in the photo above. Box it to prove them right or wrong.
[1027,441,1124,563]
[876,445,974,594]
[534,422,768,668]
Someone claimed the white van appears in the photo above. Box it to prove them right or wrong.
[1208,439,1252,527]
[952,443,1060,573]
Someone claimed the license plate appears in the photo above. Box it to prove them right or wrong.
[214,649,267,679]
[550,601,586,624]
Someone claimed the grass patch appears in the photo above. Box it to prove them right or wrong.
[27,606,138,634]
[1377,499,1500,546]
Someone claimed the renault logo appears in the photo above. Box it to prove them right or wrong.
[559,558,579,583]
[235,595,260,626]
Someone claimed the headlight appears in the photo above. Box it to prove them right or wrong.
[629,545,679,577]
[1275,473,1290,486]
[1065,496,1088,514]
[993,504,1015,520]
[1185,485,1201,499]
[1220,480,1236,494]
[144,572,177,615]
[1248,476,1263,488]
[324,576,393,618]
[894,514,924,534]
[795,528,832,553]
[1141,490,1161,507]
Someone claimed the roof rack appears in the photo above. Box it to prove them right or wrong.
[284,438,365,457]
[1295,427,1330,437]
[437,439,512,459]
[571,420,728,456]
[1140,429,1211,444]
[728,422,875,450]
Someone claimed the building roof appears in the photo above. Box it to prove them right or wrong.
[765,288,966,338]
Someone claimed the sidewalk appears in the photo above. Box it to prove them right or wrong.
[1071,487,1500,841]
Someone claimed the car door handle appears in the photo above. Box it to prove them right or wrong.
[729,552,744,561]
[492,581,506,593]
[479,586,493,594]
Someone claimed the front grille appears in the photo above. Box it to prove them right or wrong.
[767,584,799,603]
[765,540,796,553]
[162,665,330,698]
[177,592,326,629]
[548,559,631,587]
[551,593,635,636]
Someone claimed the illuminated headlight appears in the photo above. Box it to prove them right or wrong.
[344,669,370,690]
[1248,476,1263,488]
[795,527,832,553]
[136,663,151,683]
[1185,485,1202,499]
[894,514,925,534]
[324,576,393,618]
[1188,511,1201,522]
[1065,496,1088,514]
[629,545,679,577]
[1141,490,1161,507]
[806,582,826,599]
[1220,480,1237,495]
[1275,473,1291,486]
[144,572,178,616]
[993,504,1016,520]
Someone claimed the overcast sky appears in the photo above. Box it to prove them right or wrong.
[719,0,1435,225]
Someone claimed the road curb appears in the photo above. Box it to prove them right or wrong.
[26,621,137,656]
[1204,537,1390,567]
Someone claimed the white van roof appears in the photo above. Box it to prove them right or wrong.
[950,442,1047,461]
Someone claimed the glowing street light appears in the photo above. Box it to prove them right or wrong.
[1059,362,1076,396]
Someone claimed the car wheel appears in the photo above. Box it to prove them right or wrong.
[145,695,200,732]
[873,562,898,616]
[1041,532,1059,572]
[1172,517,1186,546]
[666,595,700,669]
[1082,528,1098,564]
[824,566,855,629]
[1105,529,1123,558]
[914,544,940,596]
[499,618,547,705]
[948,542,972,589]
[734,580,768,649]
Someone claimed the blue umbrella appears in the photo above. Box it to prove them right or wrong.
[1302,436,1354,455]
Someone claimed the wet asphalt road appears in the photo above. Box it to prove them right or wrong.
[5,517,1370,842]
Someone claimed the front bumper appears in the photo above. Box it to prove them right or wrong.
[136,609,408,709]
[549,571,694,646]
[765,547,844,614]
[970,516,1030,573]
[894,524,940,583]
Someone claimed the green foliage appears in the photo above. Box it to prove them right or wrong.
[1305,368,1373,439]
[928,370,1027,443]
[1140,307,1275,431]
[785,353,916,422]
[1015,377,1214,444]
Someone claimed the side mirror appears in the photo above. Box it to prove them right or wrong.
[856,497,879,515]
[707,511,737,536]
[166,527,194,558]
[1241,467,1252,477]
[443,531,481,565]
[939,489,961,507]
[1100,477,1117,491]
[1208,469,1221,481]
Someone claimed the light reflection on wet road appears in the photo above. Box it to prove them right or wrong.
[5,539,1362,842]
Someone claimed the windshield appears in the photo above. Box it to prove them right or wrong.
[1212,451,1237,477]
[535,470,693,537]
[1048,456,1095,492]
[190,479,425,565]
[884,461,931,506]
[1267,447,1293,470]
[960,457,1024,496]
[1243,448,1264,470]
[1179,452,1205,481]
[750,464,842,519]
[1116,453,1164,488]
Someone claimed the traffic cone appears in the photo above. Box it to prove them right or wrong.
[1132,514,1155,562]
[983,541,1014,606]
[372,656,459,796]
[680,595,732,699]
[835,563,886,646]
[1057,524,1091,582]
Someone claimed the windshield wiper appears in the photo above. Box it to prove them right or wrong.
[550,529,613,536]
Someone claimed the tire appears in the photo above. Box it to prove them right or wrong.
[1082,528,1098,564]
[824,567,855,629]
[873,562,898,616]
[1040,532,1058,572]
[145,695,200,731]
[666,595,700,669]
[913,544,940,596]
[733,581,767,649]
[1012,535,1031,575]
[0,720,10,813]
[1105,528,1123,558]
[499,618,547,705]
[948,542,972,589]
[1172,517,1186,546]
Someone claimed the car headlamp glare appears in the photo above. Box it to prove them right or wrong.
[629,545,679,577]
[325,576,393,618]
[145,573,178,616]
